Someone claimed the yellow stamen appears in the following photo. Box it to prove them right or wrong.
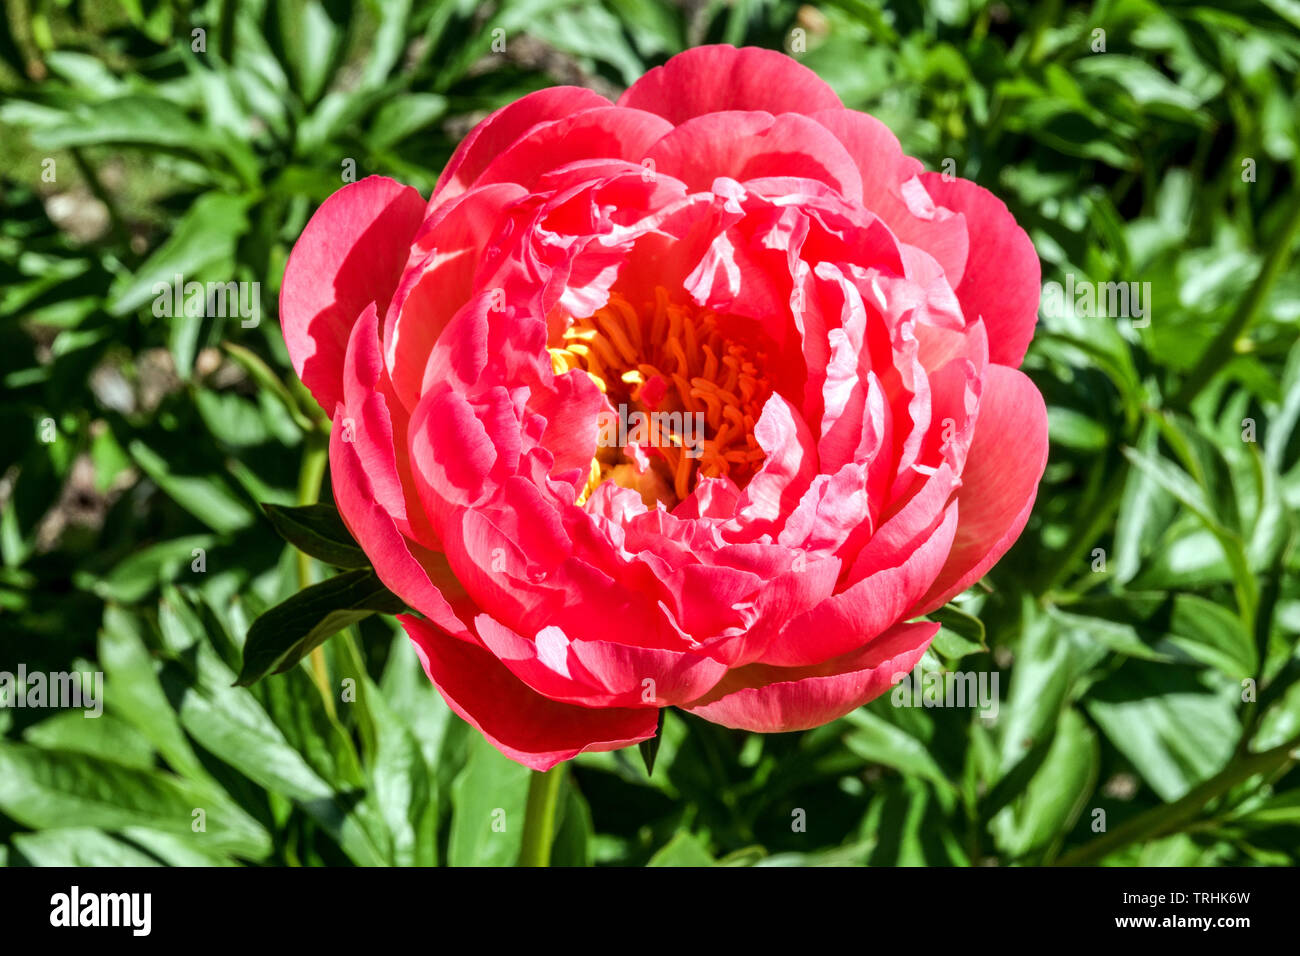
[548,289,772,506]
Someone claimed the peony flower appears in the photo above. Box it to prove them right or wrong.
[280,45,1047,770]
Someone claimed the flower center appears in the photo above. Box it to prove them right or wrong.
[549,289,771,508]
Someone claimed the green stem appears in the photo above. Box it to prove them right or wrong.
[296,427,334,718]
[1173,185,1300,406]
[296,427,329,507]
[518,766,565,867]
[1054,733,1300,866]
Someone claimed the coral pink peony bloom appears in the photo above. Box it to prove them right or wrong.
[280,45,1047,770]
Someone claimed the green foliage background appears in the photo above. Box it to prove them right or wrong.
[1,0,1299,867]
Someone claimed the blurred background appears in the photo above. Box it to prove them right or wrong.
[1,0,1298,867]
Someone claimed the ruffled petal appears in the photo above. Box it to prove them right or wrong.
[340,303,438,547]
[331,351,477,632]
[919,172,1039,366]
[473,108,674,194]
[431,86,613,204]
[810,109,969,285]
[758,503,957,667]
[646,112,864,201]
[475,615,728,708]
[387,183,528,410]
[683,620,937,732]
[402,615,658,771]
[617,45,842,124]
[280,175,426,412]
[912,365,1047,612]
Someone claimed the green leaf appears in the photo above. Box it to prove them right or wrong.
[343,643,438,867]
[1122,443,1258,623]
[220,341,316,432]
[1084,663,1241,801]
[31,95,209,152]
[1045,605,1172,664]
[448,734,531,866]
[1254,674,1300,751]
[12,828,162,867]
[276,0,346,104]
[367,93,448,152]
[22,712,155,770]
[638,709,666,775]
[551,777,595,867]
[1160,594,1257,680]
[262,502,370,569]
[236,569,405,686]
[997,604,1073,775]
[864,777,966,865]
[1230,790,1300,828]
[754,842,873,866]
[528,6,646,85]
[107,192,253,319]
[128,439,256,534]
[843,708,955,793]
[379,631,458,777]
[98,607,212,783]
[0,743,270,860]
[929,603,988,660]
[117,827,240,866]
[168,637,388,866]
[1047,406,1109,451]
[1113,419,1175,583]
[991,707,1098,859]
[647,831,716,867]
[195,389,277,448]
[81,535,216,603]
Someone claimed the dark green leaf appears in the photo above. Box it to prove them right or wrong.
[638,708,666,775]
[262,502,370,569]
[236,569,405,686]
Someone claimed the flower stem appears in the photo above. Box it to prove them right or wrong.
[1054,733,1300,866]
[518,766,565,867]
[296,426,334,718]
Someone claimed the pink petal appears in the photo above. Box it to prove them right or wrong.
[683,620,937,732]
[475,615,728,708]
[280,176,426,412]
[402,614,658,771]
[430,87,613,205]
[340,303,437,547]
[726,393,819,541]
[919,172,1040,367]
[712,545,842,666]
[810,109,969,285]
[758,503,957,667]
[330,390,476,635]
[646,112,863,201]
[386,183,527,411]
[473,107,674,194]
[912,365,1047,613]
[617,45,842,124]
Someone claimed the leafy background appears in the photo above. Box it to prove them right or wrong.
[2,0,1299,867]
